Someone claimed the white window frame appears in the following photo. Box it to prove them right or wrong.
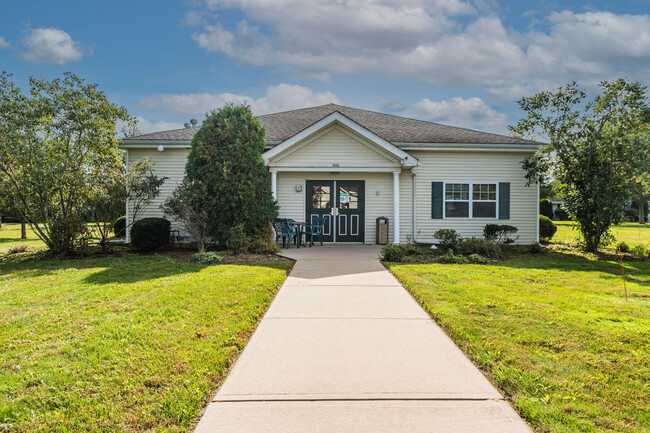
[443,181,499,219]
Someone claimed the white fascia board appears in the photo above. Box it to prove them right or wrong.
[397,142,541,152]
[272,162,401,169]
[400,145,539,153]
[119,142,191,148]
[273,166,401,173]
[263,111,418,167]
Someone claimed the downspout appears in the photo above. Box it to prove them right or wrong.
[122,149,131,244]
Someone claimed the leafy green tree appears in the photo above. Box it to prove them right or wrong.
[87,157,166,250]
[0,71,133,253]
[185,105,278,243]
[161,178,215,252]
[511,79,650,251]
[629,126,650,224]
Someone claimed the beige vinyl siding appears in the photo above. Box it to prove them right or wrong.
[276,124,399,166]
[410,151,538,244]
[399,171,414,244]
[276,171,395,243]
[127,148,189,232]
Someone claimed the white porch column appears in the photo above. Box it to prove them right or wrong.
[270,169,277,199]
[393,170,400,244]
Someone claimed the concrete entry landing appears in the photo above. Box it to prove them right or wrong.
[194,245,532,432]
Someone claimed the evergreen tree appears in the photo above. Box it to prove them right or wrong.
[185,104,278,243]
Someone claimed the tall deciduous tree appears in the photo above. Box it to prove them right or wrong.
[630,126,650,224]
[0,71,133,253]
[511,80,650,252]
[185,104,278,243]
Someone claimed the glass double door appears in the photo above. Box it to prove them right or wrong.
[306,180,365,243]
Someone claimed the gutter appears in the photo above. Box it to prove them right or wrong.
[394,141,543,148]
[119,140,279,149]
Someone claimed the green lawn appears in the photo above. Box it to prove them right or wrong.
[388,251,650,433]
[0,254,291,432]
[0,223,46,254]
[554,221,650,248]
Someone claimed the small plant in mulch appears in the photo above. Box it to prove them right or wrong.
[191,252,223,265]
[6,244,30,255]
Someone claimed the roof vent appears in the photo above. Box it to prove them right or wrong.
[190,119,198,127]
[184,122,191,129]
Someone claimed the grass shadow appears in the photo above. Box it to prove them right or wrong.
[0,251,294,286]
[0,253,203,285]
[493,249,650,287]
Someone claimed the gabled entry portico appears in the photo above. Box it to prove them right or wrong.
[264,111,417,244]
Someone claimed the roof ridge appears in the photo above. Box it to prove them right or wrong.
[256,103,337,118]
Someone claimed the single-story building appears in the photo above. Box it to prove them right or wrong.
[120,104,541,245]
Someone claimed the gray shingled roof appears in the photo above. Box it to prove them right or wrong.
[123,103,538,146]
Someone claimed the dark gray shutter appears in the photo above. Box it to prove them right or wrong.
[431,182,443,219]
[499,182,510,219]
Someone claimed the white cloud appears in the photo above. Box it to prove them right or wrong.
[189,2,650,98]
[408,96,508,131]
[0,37,9,50]
[138,83,341,117]
[133,117,185,134]
[19,28,90,65]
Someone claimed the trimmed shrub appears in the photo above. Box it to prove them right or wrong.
[483,224,519,245]
[131,218,170,251]
[468,253,488,264]
[554,208,569,221]
[191,251,223,264]
[458,237,501,259]
[539,215,557,241]
[113,216,126,237]
[226,224,249,255]
[381,244,405,262]
[433,229,461,252]
[540,200,554,219]
[248,225,280,254]
[439,250,469,264]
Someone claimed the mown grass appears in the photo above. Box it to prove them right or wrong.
[387,250,650,433]
[0,223,45,254]
[554,221,650,248]
[0,254,291,432]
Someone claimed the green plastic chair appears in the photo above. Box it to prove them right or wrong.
[301,216,325,247]
[273,218,299,249]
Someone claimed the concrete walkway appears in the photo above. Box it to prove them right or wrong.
[194,245,533,432]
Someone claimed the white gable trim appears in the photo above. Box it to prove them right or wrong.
[263,111,418,167]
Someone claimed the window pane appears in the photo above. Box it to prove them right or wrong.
[473,184,496,200]
[312,185,331,209]
[473,202,496,218]
[339,186,358,209]
[445,183,469,200]
[445,201,469,218]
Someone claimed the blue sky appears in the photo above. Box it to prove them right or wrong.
[1,0,648,135]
